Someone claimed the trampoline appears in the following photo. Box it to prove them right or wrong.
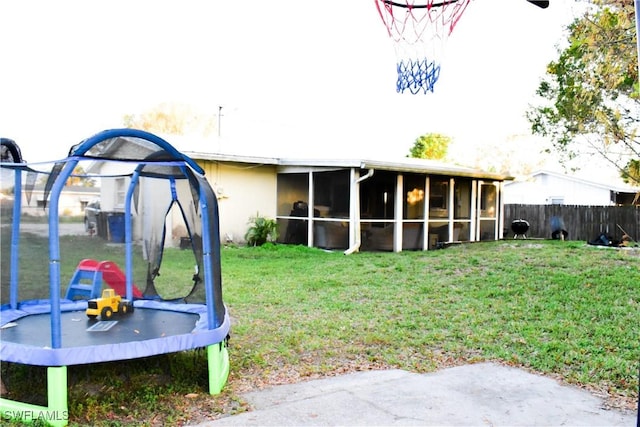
[0,130,231,426]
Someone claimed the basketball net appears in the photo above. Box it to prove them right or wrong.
[375,0,473,94]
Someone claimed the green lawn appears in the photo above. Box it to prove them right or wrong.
[1,234,639,426]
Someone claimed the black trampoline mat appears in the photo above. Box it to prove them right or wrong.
[0,308,199,348]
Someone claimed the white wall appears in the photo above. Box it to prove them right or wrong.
[20,188,99,217]
[200,161,277,244]
[504,173,613,205]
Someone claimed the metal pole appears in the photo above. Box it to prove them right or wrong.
[636,1,640,79]
[635,3,640,424]
[218,106,223,137]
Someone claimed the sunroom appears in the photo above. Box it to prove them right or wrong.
[275,158,512,253]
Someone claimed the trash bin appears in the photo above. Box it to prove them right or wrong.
[107,213,125,243]
[180,237,192,250]
[96,211,109,239]
[550,216,568,240]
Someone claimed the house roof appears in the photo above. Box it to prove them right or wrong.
[182,151,513,181]
[506,169,638,193]
[183,150,280,166]
[150,132,514,181]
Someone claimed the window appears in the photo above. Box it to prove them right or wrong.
[454,179,472,219]
[277,173,309,216]
[115,177,126,209]
[359,170,396,220]
[403,173,425,220]
[429,178,449,218]
[313,170,350,218]
[549,196,564,205]
[480,183,497,218]
[277,173,310,245]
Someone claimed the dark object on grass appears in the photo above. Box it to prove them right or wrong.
[588,233,615,247]
[511,219,529,239]
[550,216,568,240]
[587,232,632,247]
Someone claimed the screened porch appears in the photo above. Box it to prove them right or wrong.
[275,163,507,253]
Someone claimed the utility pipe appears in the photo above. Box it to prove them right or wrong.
[344,169,375,255]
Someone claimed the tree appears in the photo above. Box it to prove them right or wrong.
[123,102,217,136]
[68,165,96,187]
[526,0,639,186]
[407,133,451,160]
[35,165,95,187]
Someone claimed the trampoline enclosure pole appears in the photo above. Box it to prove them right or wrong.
[9,168,21,309]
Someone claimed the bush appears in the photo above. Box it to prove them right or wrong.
[244,213,278,246]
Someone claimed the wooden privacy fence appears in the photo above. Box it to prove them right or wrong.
[504,204,640,242]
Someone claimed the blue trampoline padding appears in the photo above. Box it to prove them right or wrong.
[0,299,230,367]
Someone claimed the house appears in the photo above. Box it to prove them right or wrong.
[0,137,99,218]
[19,184,100,217]
[503,170,639,206]
[76,131,513,252]
[179,150,513,252]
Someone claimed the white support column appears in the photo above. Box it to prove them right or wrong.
[494,181,504,240]
[393,174,403,252]
[308,171,314,247]
[498,181,505,240]
[476,181,484,242]
[348,168,359,249]
[469,179,480,242]
[448,178,455,242]
[422,175,429,250]
[493,182,500,240]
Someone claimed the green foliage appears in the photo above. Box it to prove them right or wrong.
[223,241,639,409]
[2,235,639,424]
[244,213,278,246]
[621,158,640,185]
[68,165,97,187]
[407,133,451,160]
[527,0,639,185]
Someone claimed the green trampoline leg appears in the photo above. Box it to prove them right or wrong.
[207,342,230,394]
[47,366,69,426]
[0,366,68,427]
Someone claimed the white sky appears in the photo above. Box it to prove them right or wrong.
[2,1,590,176]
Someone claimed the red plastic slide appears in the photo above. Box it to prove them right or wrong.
[97,260,144,299]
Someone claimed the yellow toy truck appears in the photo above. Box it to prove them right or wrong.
[86,288,134,320]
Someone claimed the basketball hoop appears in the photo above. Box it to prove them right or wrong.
[375,0,473,94]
